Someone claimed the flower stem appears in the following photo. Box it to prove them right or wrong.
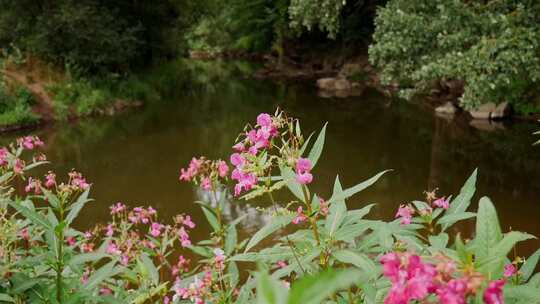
[267,191,306,275]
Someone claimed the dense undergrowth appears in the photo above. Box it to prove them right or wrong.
[0,79,37,128]
[0,111,538,303]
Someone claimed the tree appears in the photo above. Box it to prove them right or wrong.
[369,0,540,109]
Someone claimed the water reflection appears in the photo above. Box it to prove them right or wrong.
[1,60,539,257]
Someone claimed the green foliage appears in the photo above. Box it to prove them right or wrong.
[0,113,538,303]
[0,79,37,127]
[369,0,540,109]
[0,0,195,73]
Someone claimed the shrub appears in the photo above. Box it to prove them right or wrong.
[369,0,540,110]
[0,80,37,127]
[0,112,538,303]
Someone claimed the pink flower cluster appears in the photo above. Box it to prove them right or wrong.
[381,252,504,304]
[179,157,229,191]
[395,205,414,225]
[395,195,450,225]
[17,136,44,150]
[173,270,214,304]
[229,113,280,196]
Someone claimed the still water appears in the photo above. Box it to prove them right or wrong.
[4,61,540,256]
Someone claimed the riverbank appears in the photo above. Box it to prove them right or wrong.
[0,59,150,133]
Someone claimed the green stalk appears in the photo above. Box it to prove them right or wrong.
[267,191,306,275]
[56,197,66,303]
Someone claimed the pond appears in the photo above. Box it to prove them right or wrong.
[3,60,540,257]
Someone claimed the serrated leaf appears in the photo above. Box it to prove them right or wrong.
[521,248,540,282]
[328,170,390,204]
[245,215,294,252]
[256,272,287,304]
[225,224,238,255]
[333,250,379,279]
[287,269,362,304]
[438,212,476,227]
[443,169,477,230]
[66,188,92,224]
[474,197,502,262]
[307,123,327,167]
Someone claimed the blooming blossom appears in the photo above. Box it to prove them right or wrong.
[433,197,450,209]
[292,206,308,224]
[483,280,505,304]
[295,158,313,185]
[395,204,414,225]
[504,264,516,278]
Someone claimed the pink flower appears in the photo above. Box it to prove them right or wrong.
[120,254,130,266]
[20,228,30,241]
[292,206,308,224]
[218,160,229,177]
[396,204,414,225]
[436,279,467,304]
[106,241,122,255]
[380,252,437,304]
[214,248,226,269]
[233,172,257,196]
[483,280,505,304]
[201,176,212,191]
[433,197,450,209]
[99,287,112,296]
[45,171,56,188]
[296,158,312,173]
[178,227,191,247]
[109,202,126,215]
[230,153,245,168]
[232,142,245,152]
[319,199,329,216]
[179,168,192,181]
[105,224,114,237]
[0,148,8,167]
[66,236,76,246]
[296,172,313,185]
[503,264,516,278]
[295,158,313,185]
[183,215,196,229]
[257,113,273,127]
[13,159,24,174]
[276,261,287,269]
[150,222,164,237]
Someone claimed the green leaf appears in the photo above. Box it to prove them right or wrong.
[287,269,362,304]
[85,261,122,290]
[280,166,304,201]
[68,252,109,267]
[437,212,476,227]
[225,224,238,255]
[139,253,159,285]
[197,203,220,232]
[325,176,346,236]
[429,233,449,249]
[328,170,390,204]
[307,123,327,167]
[8,201,52,230]
[333,250,379,279]
[443,169,477,230]
[66,188,92,224]
[477,231,535,275]
[474,197,502,262]
[521,248,540,282]
[0,294,14,302]
[256,272,287,304]
[245,215,294,252]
